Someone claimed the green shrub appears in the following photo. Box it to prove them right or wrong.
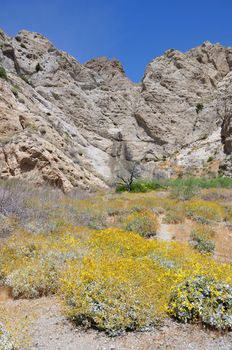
[224,206,232,222]
[190,225,216,255]
[185,200,224,222]
[163,206,185,224]
[0,214,18,237]
[0,66,7,80]
[125,209,159,238]
[169,275,232,330]
[18,74,29,84]
[35,62,41,72]
[207,156,214,162]
[190,224,215,241]
[196,103,203,114]
[116,177,232,192]
[11,86,18,98]
[169,184,199,201]
[5,253,63,298]
[162,177,232,189]
[116,180,164,193]
[190,236,215,254]
[0,323,15,350]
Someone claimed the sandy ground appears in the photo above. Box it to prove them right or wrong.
[1,296,232,350]
[157,220,232,263]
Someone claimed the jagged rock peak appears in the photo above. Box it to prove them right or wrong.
[0,28,231,191]
[85,57,126,77]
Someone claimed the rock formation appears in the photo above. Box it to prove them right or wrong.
[0,29,231,190]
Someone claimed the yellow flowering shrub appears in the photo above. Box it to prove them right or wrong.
[60,257,170,335]
[185,200,224,222]
[1,218,232,334]
[60,229,232,334]
[169,275,232,330]
[0,228,89,298]
[124,209,160,237]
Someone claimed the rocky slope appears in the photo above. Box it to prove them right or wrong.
[0,29,231,190]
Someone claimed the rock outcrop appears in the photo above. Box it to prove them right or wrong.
[0,29,231,190]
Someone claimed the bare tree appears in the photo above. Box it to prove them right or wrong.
[116,162,139,192]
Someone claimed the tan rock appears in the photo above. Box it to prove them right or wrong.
[0,30,231,190]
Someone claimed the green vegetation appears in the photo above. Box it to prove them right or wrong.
[125,209,159,237]
[0,179,232,338]
[35,62,41,72]
[196,103,204,114]
[207,156,214,162]
[185,200,224,222]
[116,177,232,193]
[190,224,215,254]
[169,183,199,200]
[162,177,232,189]
[18,73,29,84]
[169,275,232,330]
[11,86,18,98]
[116,179,164,193]
[0,66,7,80]
[163,204,185,224]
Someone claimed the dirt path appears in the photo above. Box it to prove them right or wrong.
[2,297,232,350]
[157,220,232,263]
[156,224,173,241]
[29,298,232,350]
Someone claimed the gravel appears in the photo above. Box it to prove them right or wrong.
[28,298,232,350]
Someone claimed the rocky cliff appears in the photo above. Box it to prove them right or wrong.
[0,29,231,190]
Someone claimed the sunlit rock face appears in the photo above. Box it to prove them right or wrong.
[0,29,231,190]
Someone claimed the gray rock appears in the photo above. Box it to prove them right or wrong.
[0,29,231,190]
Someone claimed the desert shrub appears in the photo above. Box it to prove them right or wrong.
[61,229,232,335]
[18,73,29,84]
[0,66,7,80]
[11,86,18,98]
[169,185,199,201]
[35,62,41,72]
[1,227,232,338]
[5,255,61,298]
[0,230,84,298]
[185,200,224,223]
[0,215,18,238]
[196,103,203,114]
[60,257,168,335]
[66,209,108,230]
[162,177,232,189]
[0,323,15,350]
[201,189,232,202]
[169,275,232,330]
[190,224,215,254]
[163,205,185,224]
[125,209,159,237]
[0,181,31,223]
[190,236,215,254]
[224,206,232,223]
[116,179,164,193]
[191,224,215,241]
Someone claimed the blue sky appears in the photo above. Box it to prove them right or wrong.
[0,0,231,81]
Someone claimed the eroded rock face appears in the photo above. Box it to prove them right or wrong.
[0,29,231,190]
